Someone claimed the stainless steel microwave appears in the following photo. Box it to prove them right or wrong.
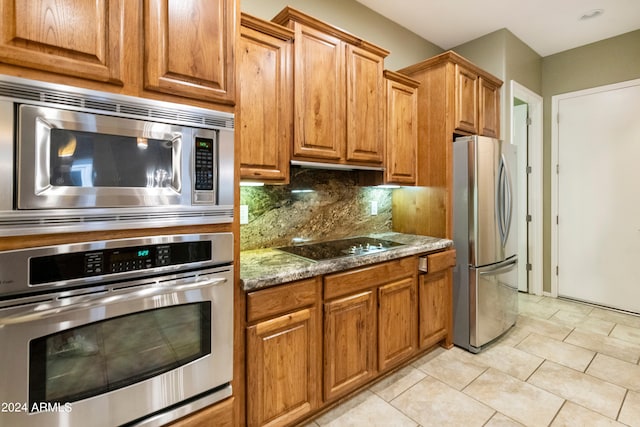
[0,75,234,235]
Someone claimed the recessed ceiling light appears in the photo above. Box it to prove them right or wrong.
[580,9,604,20]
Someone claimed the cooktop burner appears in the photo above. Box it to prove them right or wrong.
[277,237,405,262]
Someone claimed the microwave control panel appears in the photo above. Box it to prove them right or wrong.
[194,137,214,191]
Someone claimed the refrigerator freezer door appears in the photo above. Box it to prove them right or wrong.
[469,256,518,350]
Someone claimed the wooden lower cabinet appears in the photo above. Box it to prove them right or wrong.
[378,277,418,371]
[418,250,456,349]
[323,290,377,401]
[245,278,321,427]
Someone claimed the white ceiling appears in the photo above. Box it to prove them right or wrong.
[354,0,640,57]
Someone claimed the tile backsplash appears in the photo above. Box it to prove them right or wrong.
[240,168,393,250]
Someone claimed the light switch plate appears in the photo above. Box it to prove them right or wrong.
[370,200,378,215]
[240,205,249,224]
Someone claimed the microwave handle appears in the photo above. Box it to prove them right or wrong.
[0,276,227,326]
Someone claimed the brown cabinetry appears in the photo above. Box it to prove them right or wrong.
[245,278,321,427]
[323,257,417,401]
[239,14,293,183]
[272,7,388,168]
[393,51,502,239]
[0,0,125,84]
[0,0,237,108]
[384,70,419,185]
[418,249,456,349]
[144,0,235,104]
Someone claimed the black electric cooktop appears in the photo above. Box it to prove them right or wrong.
[277,237,405,262]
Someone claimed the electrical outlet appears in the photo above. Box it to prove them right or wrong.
[370,200,378,216]
[240,205,249,224]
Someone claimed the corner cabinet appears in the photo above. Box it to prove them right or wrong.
[245,278,321,427]
[384,70,419,185]
[143,0,235,104]
[0,0,125,84]
[272,7,388,168]
[239,14,293,183]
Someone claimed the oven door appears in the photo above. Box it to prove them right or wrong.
[17,104,204,210]
[0,265,233,427]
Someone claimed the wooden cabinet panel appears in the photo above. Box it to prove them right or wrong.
[291,24,344,161]
[479,77,500,138]
[454,64,478,134]
[166,397,234,427]
[384,70,419,185]
[345,44,384,164]
[324,291,376,401]
[144,0,235,104]
[419,269,452,349]
[378,277,417,371]
[0,0,124,83]
[247,308,319,427]
[247,278,318,323]
[239,14,292,183]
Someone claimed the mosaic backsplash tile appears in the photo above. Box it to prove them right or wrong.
[240,168,394,250]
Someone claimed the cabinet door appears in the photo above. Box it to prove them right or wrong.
[385,75,418,184]
[419,269,453,349]
[479,77,500,138]
[247,308,319,427]
[454,64,478,134]
[0,0,124,83]
[239,22,292,183]
[345,44,384,164]
[324,291,376,401]
[144,0,235,104]
[292,24,344,161]
[378,277,417,371]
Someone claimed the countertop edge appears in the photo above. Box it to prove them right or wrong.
[240,233,453,292]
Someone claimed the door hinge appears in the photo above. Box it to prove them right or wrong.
[526,117,532,126]
[556,266,559,276]
[526,166,532,174]
[556,215,559,225]
[526,263,532,271]
[526,214,532,222]
[556,164,560,174]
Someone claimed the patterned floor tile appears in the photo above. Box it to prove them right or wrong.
[516,333,595,372]
[551,401,626,426]
[586,353,640,392]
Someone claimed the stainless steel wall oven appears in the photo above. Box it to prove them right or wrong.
[0,233,233,427]
[0,75,234,236]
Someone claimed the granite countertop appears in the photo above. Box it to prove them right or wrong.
[240,232,453,292]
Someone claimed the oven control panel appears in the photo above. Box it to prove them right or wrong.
[29,241,212,285]
[194,137,214,191]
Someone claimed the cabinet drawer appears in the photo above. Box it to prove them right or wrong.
[247,278,320,323]
[325,257,416,300]
[419,249,456,274]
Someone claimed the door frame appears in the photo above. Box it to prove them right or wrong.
[510,81,543,295]
[551,78,640,297]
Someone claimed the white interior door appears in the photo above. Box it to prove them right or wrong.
[554,80,640,313]
[513,102,528,292]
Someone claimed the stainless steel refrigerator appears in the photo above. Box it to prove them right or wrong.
[453,135,518,353]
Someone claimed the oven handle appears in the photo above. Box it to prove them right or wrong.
[0,276,227,326]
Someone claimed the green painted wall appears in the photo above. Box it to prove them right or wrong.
[541,29,640,293]
[241,0,443,70]
[452,29,542,141]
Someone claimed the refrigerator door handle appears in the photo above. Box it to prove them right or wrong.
[478,257,518,276]
[497,153,513,247]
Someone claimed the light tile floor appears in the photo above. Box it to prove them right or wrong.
[304,293,640,427]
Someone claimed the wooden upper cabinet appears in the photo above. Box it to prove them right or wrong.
[239,14,293,183]
[384,70,419,185]
[290,23,344,161]
[345,44,385,164]
[0,0,125,84]
[454,64,479,134]
[479,77,500,138]
[144,0,235,105]
[273,7,388,167]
